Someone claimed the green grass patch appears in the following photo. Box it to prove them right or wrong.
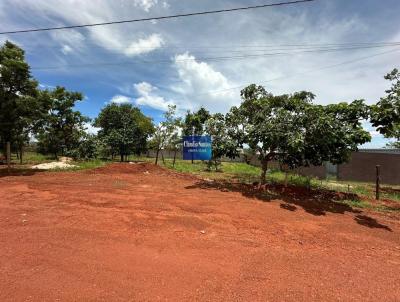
[338,199,372,209]
[73,159,106,170]
[10,151,55,165]
[149,158,400,205]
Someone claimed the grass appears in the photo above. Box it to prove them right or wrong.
[6,151,106,171]
[140,157,400,206]
[9,151,55,165]
[73,159,106,170]
[338,199,373,209]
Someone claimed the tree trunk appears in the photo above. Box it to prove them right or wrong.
[260,159,268,184]
[120,153,124,162]
[161,150,165,165]
[155,148,160,165]
[19,144,23,165]
[6,142,11,173]
[172,149,177,167]
[1,142,5,157]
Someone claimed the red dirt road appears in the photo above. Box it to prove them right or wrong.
[0,163,399,301]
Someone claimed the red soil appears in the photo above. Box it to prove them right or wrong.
[0,163,399,301]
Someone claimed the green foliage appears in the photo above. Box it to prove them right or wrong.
[151,105,181,164]
[370,68,400,147]
[205,113,239,171]
[182,107,211,136]
[36,87,89,158]
[0,41,42,158]
[229,84,371,183]
[75,134,99,160]
[94,103,154,161]
[300,99,371,167]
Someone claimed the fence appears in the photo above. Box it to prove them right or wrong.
[146,148,400,185]
[296,149,400,185]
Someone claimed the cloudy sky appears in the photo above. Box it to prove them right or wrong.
[1,0,399,147]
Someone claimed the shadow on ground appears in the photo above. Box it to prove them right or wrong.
[0,167,45,178]
[185,180,393,232]
[354,215,392,231]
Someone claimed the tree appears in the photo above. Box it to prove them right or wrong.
[370,68,400,148]
[0,41,41,161]
[36,87,89,158]
[182,107,211,163]
[228,85,313,183]
[229,84,371,184]
[94,103,154,162]
[182,107,211,136]
[204,113,239,171]
[75,134,99,160]
[151,105,181,165]
[301,100,371,167]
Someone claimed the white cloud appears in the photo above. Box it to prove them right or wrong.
[110,95,133,104]
[51,30,85,46]
[39,83,56,89]
[84,123,100,135]
[162,1,169,9]
[369,130,383,138]
[171,53,237,112]
[133,0,158,12]
[124,34,164,57]
[5,1,165,58]
[134,82,174,111]
[61,45,73,55]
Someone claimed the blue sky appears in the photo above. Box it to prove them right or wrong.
[1,0,399,147]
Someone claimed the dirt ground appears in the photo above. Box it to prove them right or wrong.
[0,163,399,301]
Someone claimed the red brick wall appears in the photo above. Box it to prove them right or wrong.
[297,165,327,179]
[338,152,400,185]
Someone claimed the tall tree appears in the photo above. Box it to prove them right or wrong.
[0,41,40,159]
[281,99,371,169]
[182,107,211,136]
[229,85,314,183]
[182,107,211,163]
[204,113,239,171]
[94,103,154,162]
[229,84,371,184]
[370,68,400,148]
[36,87,89,158]
[151,105,181,165]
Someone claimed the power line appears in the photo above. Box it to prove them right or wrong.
[195,47,400,95]
[31,43,400,70]
[18,40,400,50]
[24,41,400,53]
[0,0,316,35]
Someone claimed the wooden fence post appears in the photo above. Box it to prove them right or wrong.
[6,141,11,173]
[375,165,380,200]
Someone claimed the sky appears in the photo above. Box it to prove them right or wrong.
[0,0,399,148]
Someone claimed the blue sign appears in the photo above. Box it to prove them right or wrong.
[183,136,212,160]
